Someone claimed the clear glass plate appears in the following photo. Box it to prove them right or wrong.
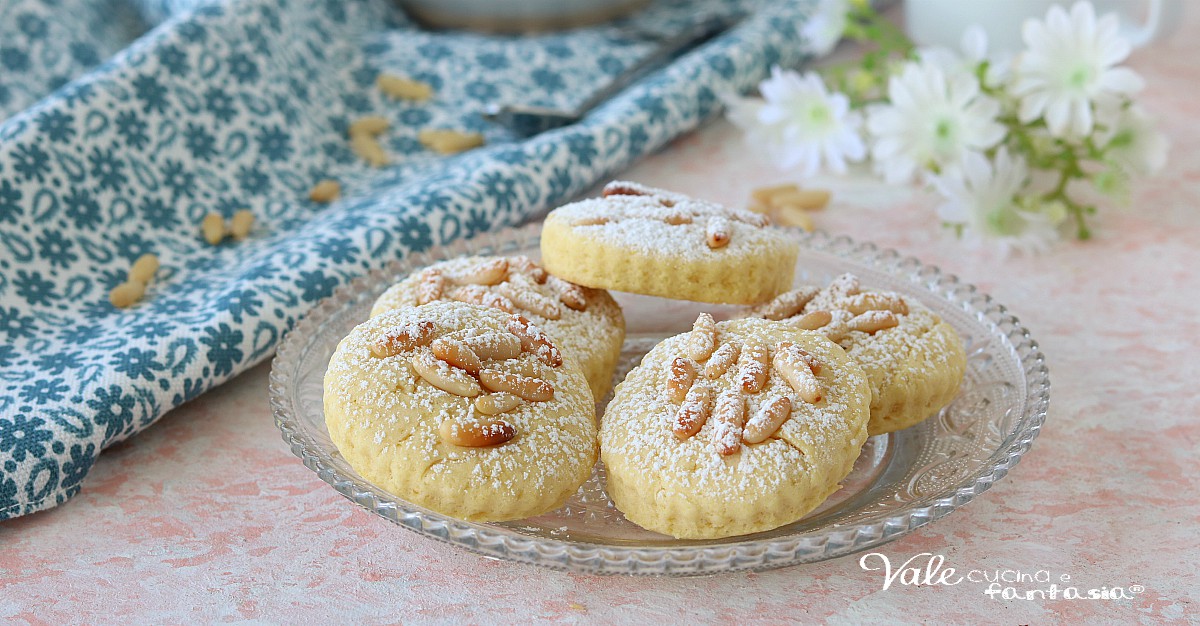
[269,223,1049,576]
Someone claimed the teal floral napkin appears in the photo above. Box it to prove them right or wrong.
[0,0,819,519]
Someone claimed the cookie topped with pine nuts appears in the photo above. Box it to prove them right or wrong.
[599,315,870,539]
[539,181,800,305]
[744,273,966,436]
[323,300,598,522]
[370,255,625,399]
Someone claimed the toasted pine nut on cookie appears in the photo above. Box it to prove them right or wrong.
[540,181,800,305]
[600,316,870,539]
[370,255,624,400]
[742,273,966,436]
[324,301,597,522]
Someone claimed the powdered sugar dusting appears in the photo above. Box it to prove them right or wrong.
[600,317,868,503]
[324,301,597,519]
[748,273,966,424]
[371,255,624,392]
[546,189,792,261]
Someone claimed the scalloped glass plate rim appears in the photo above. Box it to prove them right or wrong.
[269,222,1049,576]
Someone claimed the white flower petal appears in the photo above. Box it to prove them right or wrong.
[1044,98,1071,136]
[1099,67,1144,94]
[1012,0,1141,140]
[1071,1,1096,43]
[729,67,863,174]
[867,60,1005,186]
[840,130,867,161]
[962,26,987,61]
[1071,98,1093,136]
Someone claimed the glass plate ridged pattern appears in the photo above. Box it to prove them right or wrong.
[270,223,1049,575]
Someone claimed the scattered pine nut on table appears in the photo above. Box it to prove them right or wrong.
[376,74,433,101]
[309,179,341,203]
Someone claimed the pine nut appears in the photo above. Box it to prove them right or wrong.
[706,216,732,249]
[418,129,484,154]
[415,269,445,305]
[377,74,433,101]
[370,321,436,358]
[348,115,389,137]
[201,213,226,245]
[821,316,851,344]
[843,292,909,316]
[793,309,833,330]
[687,313,717,361]
[775,204,814,231]
[665,356,698,404]
[728,208,770,228]
[742,395,792,444]
[847,310,899,334]
[109,281,145,308]
[478,368,554,402]
[229,209,255,240]
[412,351,481,397]
[738,342,770,394]
[474,392,523,416]
[350,133,389,167]
[827,273,861,297]
[462,332,522,362]
[571,216,610,226]
[711,389,746,456]
[770,188,831,211]
[431,337,483,375]
[309,179,341,203]
[509,256,548,284]
[440,418,515,447]
[773,343,823,404]
[497,283,561,320]
[704,341,741,379]
[601,181,649,197]
[663,211,693,225]
[548,276,587,311]
[507,314,562,367]
[672,384,713,440]
[747,287,819,321]
[448,258,508,286]
[750,183,800,207]
[448,285,515,313]
[128,253,159,284]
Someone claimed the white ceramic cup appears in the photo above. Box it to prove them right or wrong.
[904,0,1183,54]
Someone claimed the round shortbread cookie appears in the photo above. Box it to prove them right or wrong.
[324,301,598,522]
[600,316,870,539]
[540,181,800,305]
[370,255,625,400]
[745,273,967,436]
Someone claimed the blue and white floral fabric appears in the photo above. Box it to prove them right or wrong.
[0,0,819,519]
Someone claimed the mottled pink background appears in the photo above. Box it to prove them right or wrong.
[2,7,1198,625]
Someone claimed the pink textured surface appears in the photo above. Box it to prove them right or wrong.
[3,15,1199,626]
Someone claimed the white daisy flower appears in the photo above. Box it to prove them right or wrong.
[1096,103,1168,176]
[1012,1,1144,138]
[920,26,1011,88]
[931,148,1062,254]
[801,0,849,56]
[866,60,1005,184]
[725,67,866,176]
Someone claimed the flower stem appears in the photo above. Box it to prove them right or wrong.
[1042,146,1092,240]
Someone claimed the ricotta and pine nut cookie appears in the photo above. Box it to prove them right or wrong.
[324,301,598,522]
[746,273,966,436]
[370,255,625,399]
[540,181,800,305]
[600,315,870,539]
